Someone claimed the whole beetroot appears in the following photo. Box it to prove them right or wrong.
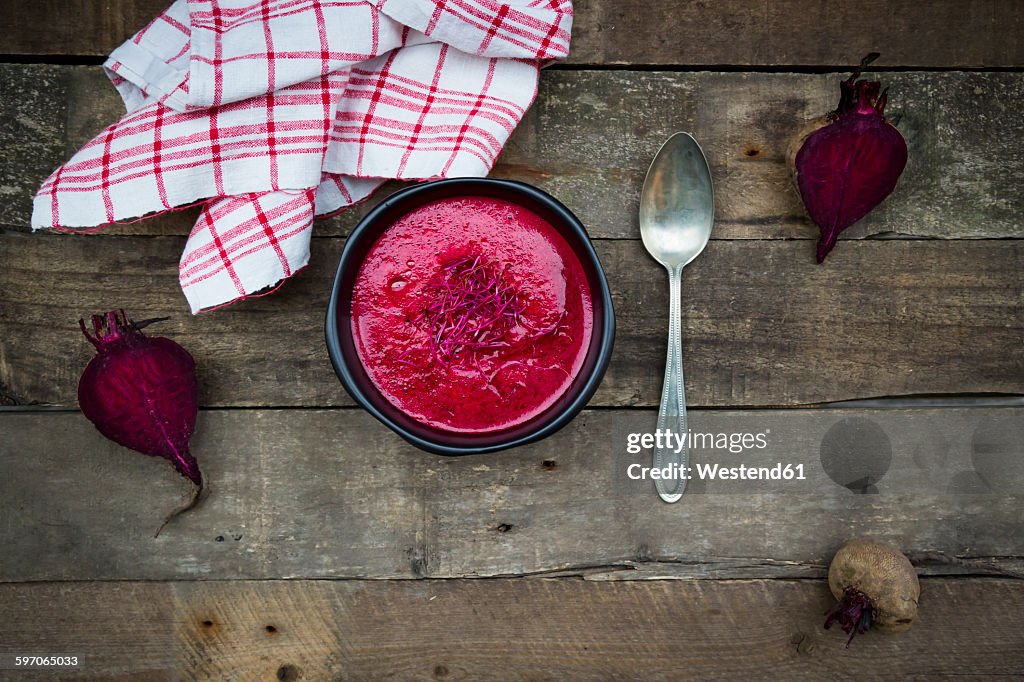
[78,310,202,536]
[791,54,908,262]
[825,538,920,646]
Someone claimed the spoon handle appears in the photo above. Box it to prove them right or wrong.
[655,265,687,502]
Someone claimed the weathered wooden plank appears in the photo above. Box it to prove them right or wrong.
[0,66,71,233]
[2,0,1022,68]
[570,0,1024,68]
[0,0,167,58]
[0,578,1021,679]
[1,407,1021,581]
[1,234,1019,409]
[4,65,1024,240]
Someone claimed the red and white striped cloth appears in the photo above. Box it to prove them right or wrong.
[32,0,573,313]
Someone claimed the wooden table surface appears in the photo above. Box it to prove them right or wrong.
[1,1,1023,679]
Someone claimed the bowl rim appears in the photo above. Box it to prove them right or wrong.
[325,178,615,456]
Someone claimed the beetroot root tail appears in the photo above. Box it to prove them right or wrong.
[154,481,203,538]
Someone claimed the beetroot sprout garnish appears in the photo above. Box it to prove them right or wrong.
[414,254,560,368]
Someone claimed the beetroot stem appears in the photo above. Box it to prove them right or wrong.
[132,316,171,331]
[824,587,875,647]
[79,318,100,349]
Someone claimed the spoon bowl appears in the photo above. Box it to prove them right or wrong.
[639,132,715,502]
[640,133,715,268]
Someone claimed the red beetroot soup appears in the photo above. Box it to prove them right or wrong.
[351,196,594,433]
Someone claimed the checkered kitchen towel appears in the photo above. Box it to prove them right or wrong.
[32,0,573,313]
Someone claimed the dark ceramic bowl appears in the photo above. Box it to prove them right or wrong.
[325,178,615,456]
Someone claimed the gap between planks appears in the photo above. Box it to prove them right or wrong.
[3,396,1024,414]
[4,54,1024,74]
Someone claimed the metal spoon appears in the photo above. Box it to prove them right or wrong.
[639,132,715,503]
